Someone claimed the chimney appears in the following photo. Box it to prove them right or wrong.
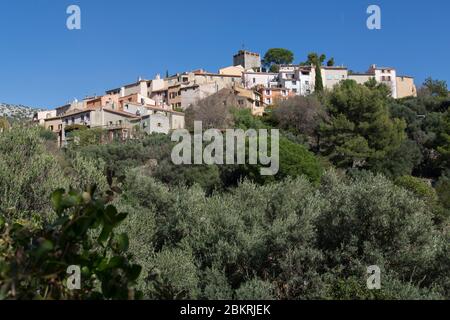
[120,87,125,98]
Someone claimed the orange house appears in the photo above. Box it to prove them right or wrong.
[86,94,119,110]
[258,87,294,105]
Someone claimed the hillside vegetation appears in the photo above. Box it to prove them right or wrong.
[0,79,449,300]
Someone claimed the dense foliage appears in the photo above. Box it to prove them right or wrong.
[0,78,449,300]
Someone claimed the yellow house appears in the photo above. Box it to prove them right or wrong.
[396,76,417,98]
[219,65,245,77]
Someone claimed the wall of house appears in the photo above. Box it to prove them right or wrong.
[122,103,149,116]
[348,74,374,85]
[373,68,398,98]
[193,73,242,88]
[150,90,168,107]
[259,88,293,105]
[149,114,171,134]
[179,83,219,110]
[123,80,148,97]
[119,94,155,110]
[396,76,417,98]
[243,72,278,89]
[62,111,93,127]
[101,111,135,128]
[168,85,181,109]
[44,118,62,132]
[322,68,348,90]
[219,65,245,77]
[36,110,57,125]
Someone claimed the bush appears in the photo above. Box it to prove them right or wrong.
[0,188,142,300]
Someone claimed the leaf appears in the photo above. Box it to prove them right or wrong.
[98,225,113,244]
[51,189,65,214]
[127,265,142,282]
[35,240,54,258]
[114,213,128,226]
[0,216,5,230]
[108,256,126,269]
[104,205,118,225]
[116,233,129,252]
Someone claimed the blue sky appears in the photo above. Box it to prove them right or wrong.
[0,0,449,108]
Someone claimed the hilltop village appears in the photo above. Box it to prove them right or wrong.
[33,50,417,146]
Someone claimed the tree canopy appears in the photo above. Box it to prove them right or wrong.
[263,48,294,73]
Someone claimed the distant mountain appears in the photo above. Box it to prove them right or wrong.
[0,103,44,120]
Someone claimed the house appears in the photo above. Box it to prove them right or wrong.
[219,65,245,77]
[165,70,243,110]
[243,71,278,89]
[139,107,185,135]
[33,110,57,125]
[348,64,405,98]
[258,87,295,105]
[118,93,156,110]
[60,107,141,146]
[85,94,120,110]
[396,75,417,98]
[278,65,315,95]
[348,73,374,85]
[147,74,168,107]
[367,65,398,98]
[232,86,265,116]
[106,78,149,98]
[321,66,348,90]
[55,99,86,116]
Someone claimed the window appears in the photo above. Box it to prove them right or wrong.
[253,78,256,84]
[81,115,85,122]
[86,114,90,120]
[109,121,113,126]
[71,117,75,124]
[238,99,244,105]
[265,89,270,95]
[65,119,69,125]
[157,123,162,127]
[293,88,298,93]
[49,125,53,131]
[182,77,188,82]
[292,81,297,85]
